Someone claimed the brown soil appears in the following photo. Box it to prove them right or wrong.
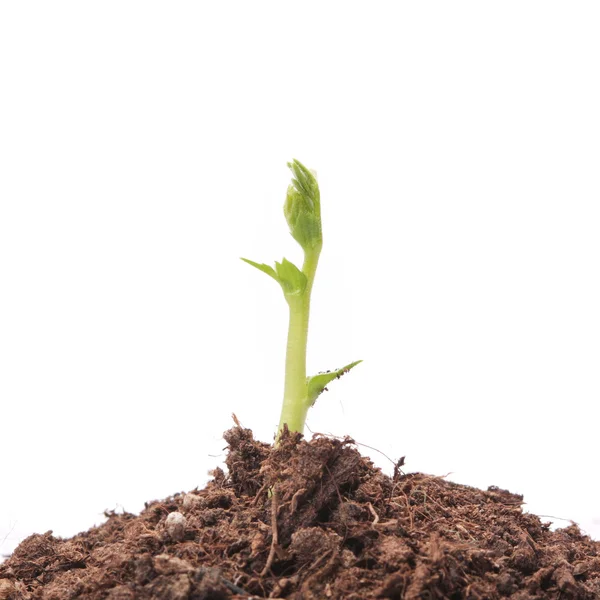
[1,425,599,599]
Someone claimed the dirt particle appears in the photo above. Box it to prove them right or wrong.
[554,563,578,595]
[289,527,341,564]
[147,573,191,600]
[181,493,202,511]
[154,554,192,575]
[105,585,135,600]
[0,579,15,600]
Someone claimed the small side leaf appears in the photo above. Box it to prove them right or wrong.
[241,258,279,282]
[242,257,307,298]
[275,258,307,296]
[306,360,362,406]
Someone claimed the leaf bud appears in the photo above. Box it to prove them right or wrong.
[284,159,322,252]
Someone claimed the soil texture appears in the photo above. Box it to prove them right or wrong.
[1,425,599,599]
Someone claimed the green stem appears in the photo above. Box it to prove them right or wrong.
[277,247,321,438]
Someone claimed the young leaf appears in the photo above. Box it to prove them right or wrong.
[274,258,307,296]
[240,258,278,281]
[242,257,307,298]
[284,159,322,252]
[306,360,363,406]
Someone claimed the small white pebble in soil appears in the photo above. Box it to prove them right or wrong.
[165,511,186,541]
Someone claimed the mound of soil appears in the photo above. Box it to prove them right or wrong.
[1,425,599,599]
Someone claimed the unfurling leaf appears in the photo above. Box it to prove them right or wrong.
[242,257,306,298]
[284,159,322,252]
[241,258,278,281]
[274,258,307,296]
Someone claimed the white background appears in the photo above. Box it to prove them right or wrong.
[1,2,599,559]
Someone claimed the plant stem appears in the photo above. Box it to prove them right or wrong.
[277,247,321,437]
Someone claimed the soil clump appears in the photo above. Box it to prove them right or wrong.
[1,425,599,599]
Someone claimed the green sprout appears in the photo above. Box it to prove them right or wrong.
[242,160,361,439]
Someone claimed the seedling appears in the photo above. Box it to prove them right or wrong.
[242,160,361,439]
